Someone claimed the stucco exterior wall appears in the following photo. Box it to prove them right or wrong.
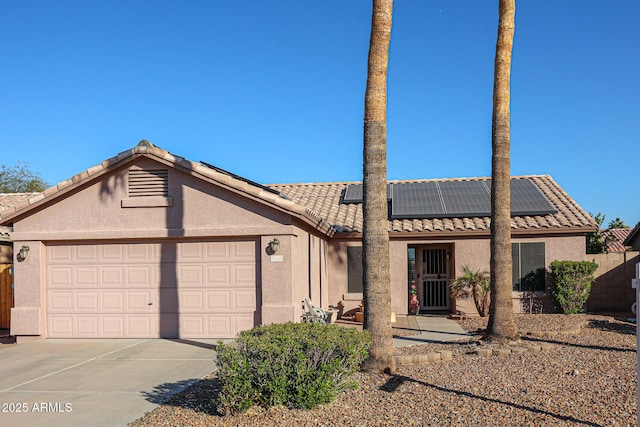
[326,233,589,318]
[9,158,314,338]
[12,158,294,240]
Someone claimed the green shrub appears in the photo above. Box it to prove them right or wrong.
[550,260,598,314]
[215,322,370,415]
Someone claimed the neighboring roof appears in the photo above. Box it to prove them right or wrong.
[602,228,632,252]
[0,193,37,242]
[0,141,334,236]
[271,175,598,235]
[624,222,640,247]
[0,193,37,212]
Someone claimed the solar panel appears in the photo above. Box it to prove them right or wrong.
[342,178,556,219]
[342,184,392,203]
[509,179,557,216]
[391,182,444,218]
[439,180,491,217]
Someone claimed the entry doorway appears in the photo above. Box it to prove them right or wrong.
[408,245,452,311]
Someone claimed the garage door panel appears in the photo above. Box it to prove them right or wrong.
[49,267,73,288]
[47,240,257,339]
[101,266,125,286]
[101,245,126,262]
[127,244,160,262]
[76,316,99,336]
[179,265,204,285]
[128,316,154,337]
[76,267,99,286]
[181,316,204,336]
[157,315,179,338]
[49,291,73,312]
[127,265,156,287]
[75,292,99,311]
[179,243,203,260]
[234,290,257,310]
[206,265,231,285]
[234,315,256,335]
[127,291,153,311]
[206,290,231,310]
[49,245,74,262]
[49,316,73,336]
[234,264,256,285]
[101,317,125,336]
[207,316,232,337]
[76,245,99,262]
[180,290,204,311]
[206,242,231,260]
[100,291,125,311]
[234,241,255,259]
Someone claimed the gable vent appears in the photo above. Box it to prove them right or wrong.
[128,169,168,197]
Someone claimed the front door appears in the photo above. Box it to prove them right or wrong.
[417,247,450,310]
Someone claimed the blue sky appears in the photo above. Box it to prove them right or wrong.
[1,1,638,227]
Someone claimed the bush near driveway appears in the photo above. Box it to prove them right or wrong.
[216,322,370,415]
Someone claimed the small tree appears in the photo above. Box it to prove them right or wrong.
[0,162,48,193]
[450,266,491,317]
[608,218,628,229]
[586,212,615,254]
[550,260,598,314]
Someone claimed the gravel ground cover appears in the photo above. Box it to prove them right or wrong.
[130,314,637,426]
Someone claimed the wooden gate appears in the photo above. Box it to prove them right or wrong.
[0,264,13,329]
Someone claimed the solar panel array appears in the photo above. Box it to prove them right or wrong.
[342,178,557,219]
[342,184,392,203]
[391,182,443,218]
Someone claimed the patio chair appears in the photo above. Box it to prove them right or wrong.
[301,298,328,324]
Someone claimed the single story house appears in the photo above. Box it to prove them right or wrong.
[0,141,597,341]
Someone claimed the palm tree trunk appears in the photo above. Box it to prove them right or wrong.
[362,0,395,373]
[487,0,519,341]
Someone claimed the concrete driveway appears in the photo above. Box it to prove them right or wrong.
[0,339,218,427]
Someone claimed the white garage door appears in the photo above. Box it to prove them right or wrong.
[47,240,257,338]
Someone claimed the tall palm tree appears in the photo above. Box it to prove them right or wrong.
[487,0,519,341]
[362,0,395,373]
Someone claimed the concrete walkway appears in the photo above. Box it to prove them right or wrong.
[0,339,217,427]
[393,315,471,347]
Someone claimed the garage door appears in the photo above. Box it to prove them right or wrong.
[47,240,257,338]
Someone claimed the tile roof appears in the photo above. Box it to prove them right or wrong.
[601,228,632,252]
[0,141,334,236]
[0,193,37,241]
[0,142,597,237]
[270,175,598,235]
[0,193,37,212]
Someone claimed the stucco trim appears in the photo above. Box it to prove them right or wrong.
[333,226,595,240]
[10,225,301,241]
[121,196,173,208]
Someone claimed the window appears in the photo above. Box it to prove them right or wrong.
[347,246,363,293]
[512,242,546,291]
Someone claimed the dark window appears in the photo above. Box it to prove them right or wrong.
[347,246,363,293]
[512,242,546,291]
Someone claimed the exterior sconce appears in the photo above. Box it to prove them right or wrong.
[268,238,280,255]
[18,245,30,261]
